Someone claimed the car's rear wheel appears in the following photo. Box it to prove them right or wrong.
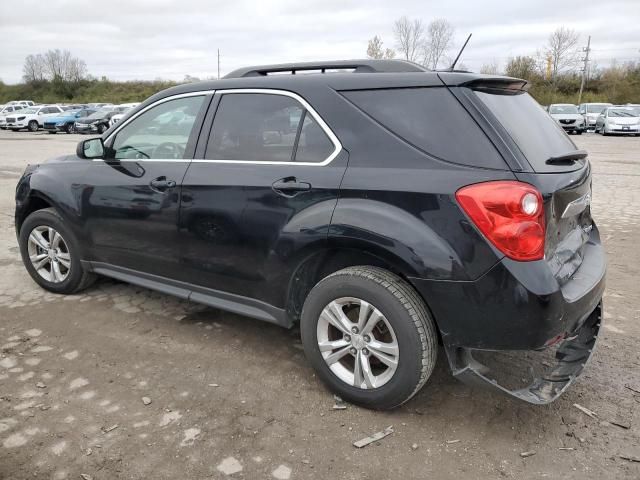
[65,123,75,134]
[19,208,95,294]
[97,123,108,134]
[48,130,57,134]
[28,120,38,132]
[300,266,438,410]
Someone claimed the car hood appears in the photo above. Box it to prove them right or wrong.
[550,113,583,121]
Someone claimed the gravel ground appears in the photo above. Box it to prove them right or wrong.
[0,130,639,480]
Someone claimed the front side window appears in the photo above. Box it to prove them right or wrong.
[110,95,205,160]
[205,93,335,163]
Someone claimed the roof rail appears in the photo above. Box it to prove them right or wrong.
[224,59,428,79]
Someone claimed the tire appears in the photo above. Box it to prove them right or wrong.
[48,131,57,134]
[28,120,38,132]
[576,130,583,135]
[19,208,96,294]
[300,266,438,410]
[97,123,108,134]
[65,123,75,134]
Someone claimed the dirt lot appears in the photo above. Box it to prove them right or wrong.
[0,129,639,480]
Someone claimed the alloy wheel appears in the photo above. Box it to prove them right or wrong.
[27,225,71,283]
[317,297,399,389]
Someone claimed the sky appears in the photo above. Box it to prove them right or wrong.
[0,0,638,84]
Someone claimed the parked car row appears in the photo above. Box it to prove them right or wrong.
[546,102,640,136]
[0,100,140,134]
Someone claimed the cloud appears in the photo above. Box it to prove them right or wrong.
[0,0,638,83]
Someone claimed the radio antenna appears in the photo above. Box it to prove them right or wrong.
[449,33,472,71]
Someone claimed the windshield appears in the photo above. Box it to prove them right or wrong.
[85,110,112,120]
[21,108,38,114]
[586,104,609,114]
[474,89,578,173]
[608,109,638,118]
[550,105,578,114]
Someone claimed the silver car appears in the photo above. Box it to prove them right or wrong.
[546,104,585,135]
[578,103,613,130]
[595,106,640,136]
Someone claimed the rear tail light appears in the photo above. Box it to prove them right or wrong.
[455,181,545,261]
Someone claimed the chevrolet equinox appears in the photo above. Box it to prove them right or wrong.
[15,60,605,409]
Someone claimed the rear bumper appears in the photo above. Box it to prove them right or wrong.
[409,227,605,403]
[444,303,601,404]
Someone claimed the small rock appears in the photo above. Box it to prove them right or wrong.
[301,459,310,464]
[520,451,536,458]
[35,382,46,389]
[208,383,219,387]
[80,475,93,480]
[142,397,152,406]
[85,447,93,456]
[446,439,460,444]
[411,443,419,450]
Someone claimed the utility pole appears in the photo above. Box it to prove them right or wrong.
[578,36,591,105]
[217,49,220,79]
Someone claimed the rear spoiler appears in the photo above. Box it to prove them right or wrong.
[437,72,529,93]
[461,77,529,94]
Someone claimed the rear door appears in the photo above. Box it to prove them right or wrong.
[178,89,347,307]
[81,92,211,278]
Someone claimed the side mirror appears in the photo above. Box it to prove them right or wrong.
[77,138,105,159]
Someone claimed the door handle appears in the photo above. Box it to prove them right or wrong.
[272,177,312,197]
[150,177,176,192]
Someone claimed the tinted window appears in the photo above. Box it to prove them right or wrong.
[475,90,577,172]
[549,105,578,114]
[294,111,335,163]
[207,93,309,162]
[111,95,205,160]
[343,87,504,169]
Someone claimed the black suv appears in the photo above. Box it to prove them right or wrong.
[15,60,605,409]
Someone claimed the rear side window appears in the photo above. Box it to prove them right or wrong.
[474,90,577,172]
[206,93,335,163]
[342,87,505,169]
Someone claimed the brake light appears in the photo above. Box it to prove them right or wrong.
[456,181,545,261]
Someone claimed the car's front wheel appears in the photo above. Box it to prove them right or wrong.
[301,266,438,410]
[28,120,38,132]
[97,123,108,134]
[19,208,95,294]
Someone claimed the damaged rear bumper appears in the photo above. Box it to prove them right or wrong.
[443,302,602,404]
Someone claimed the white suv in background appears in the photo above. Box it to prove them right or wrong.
[109,103,140,126]
[6,105,64,132]
[0,104,26,129]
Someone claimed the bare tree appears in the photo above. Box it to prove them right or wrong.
[423,19,455,69]
[40,49,87,82]
[22,54,46,83]
[480,61,499,75]
[545,27,580,79]
[393,17,424,62]
[366,35,395,60]
[505,55,538,80]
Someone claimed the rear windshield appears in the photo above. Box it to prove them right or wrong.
[342,87,506,169]
[474,90,578,172]
[586,104,609,114]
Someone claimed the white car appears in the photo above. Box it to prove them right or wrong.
[578,102,613,130]
[109,103,140,126]
[5,105,65,132]
[0,104,26,129]
[7,100,35,107]
[595,106,640,136]
[546,104,585,135]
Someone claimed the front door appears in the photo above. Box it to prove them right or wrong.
[81,93,210,278]
[178,90,347,308]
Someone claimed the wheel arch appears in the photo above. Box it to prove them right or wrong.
[285,246,442,340]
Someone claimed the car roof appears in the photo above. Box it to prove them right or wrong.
[141,60,525,105]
